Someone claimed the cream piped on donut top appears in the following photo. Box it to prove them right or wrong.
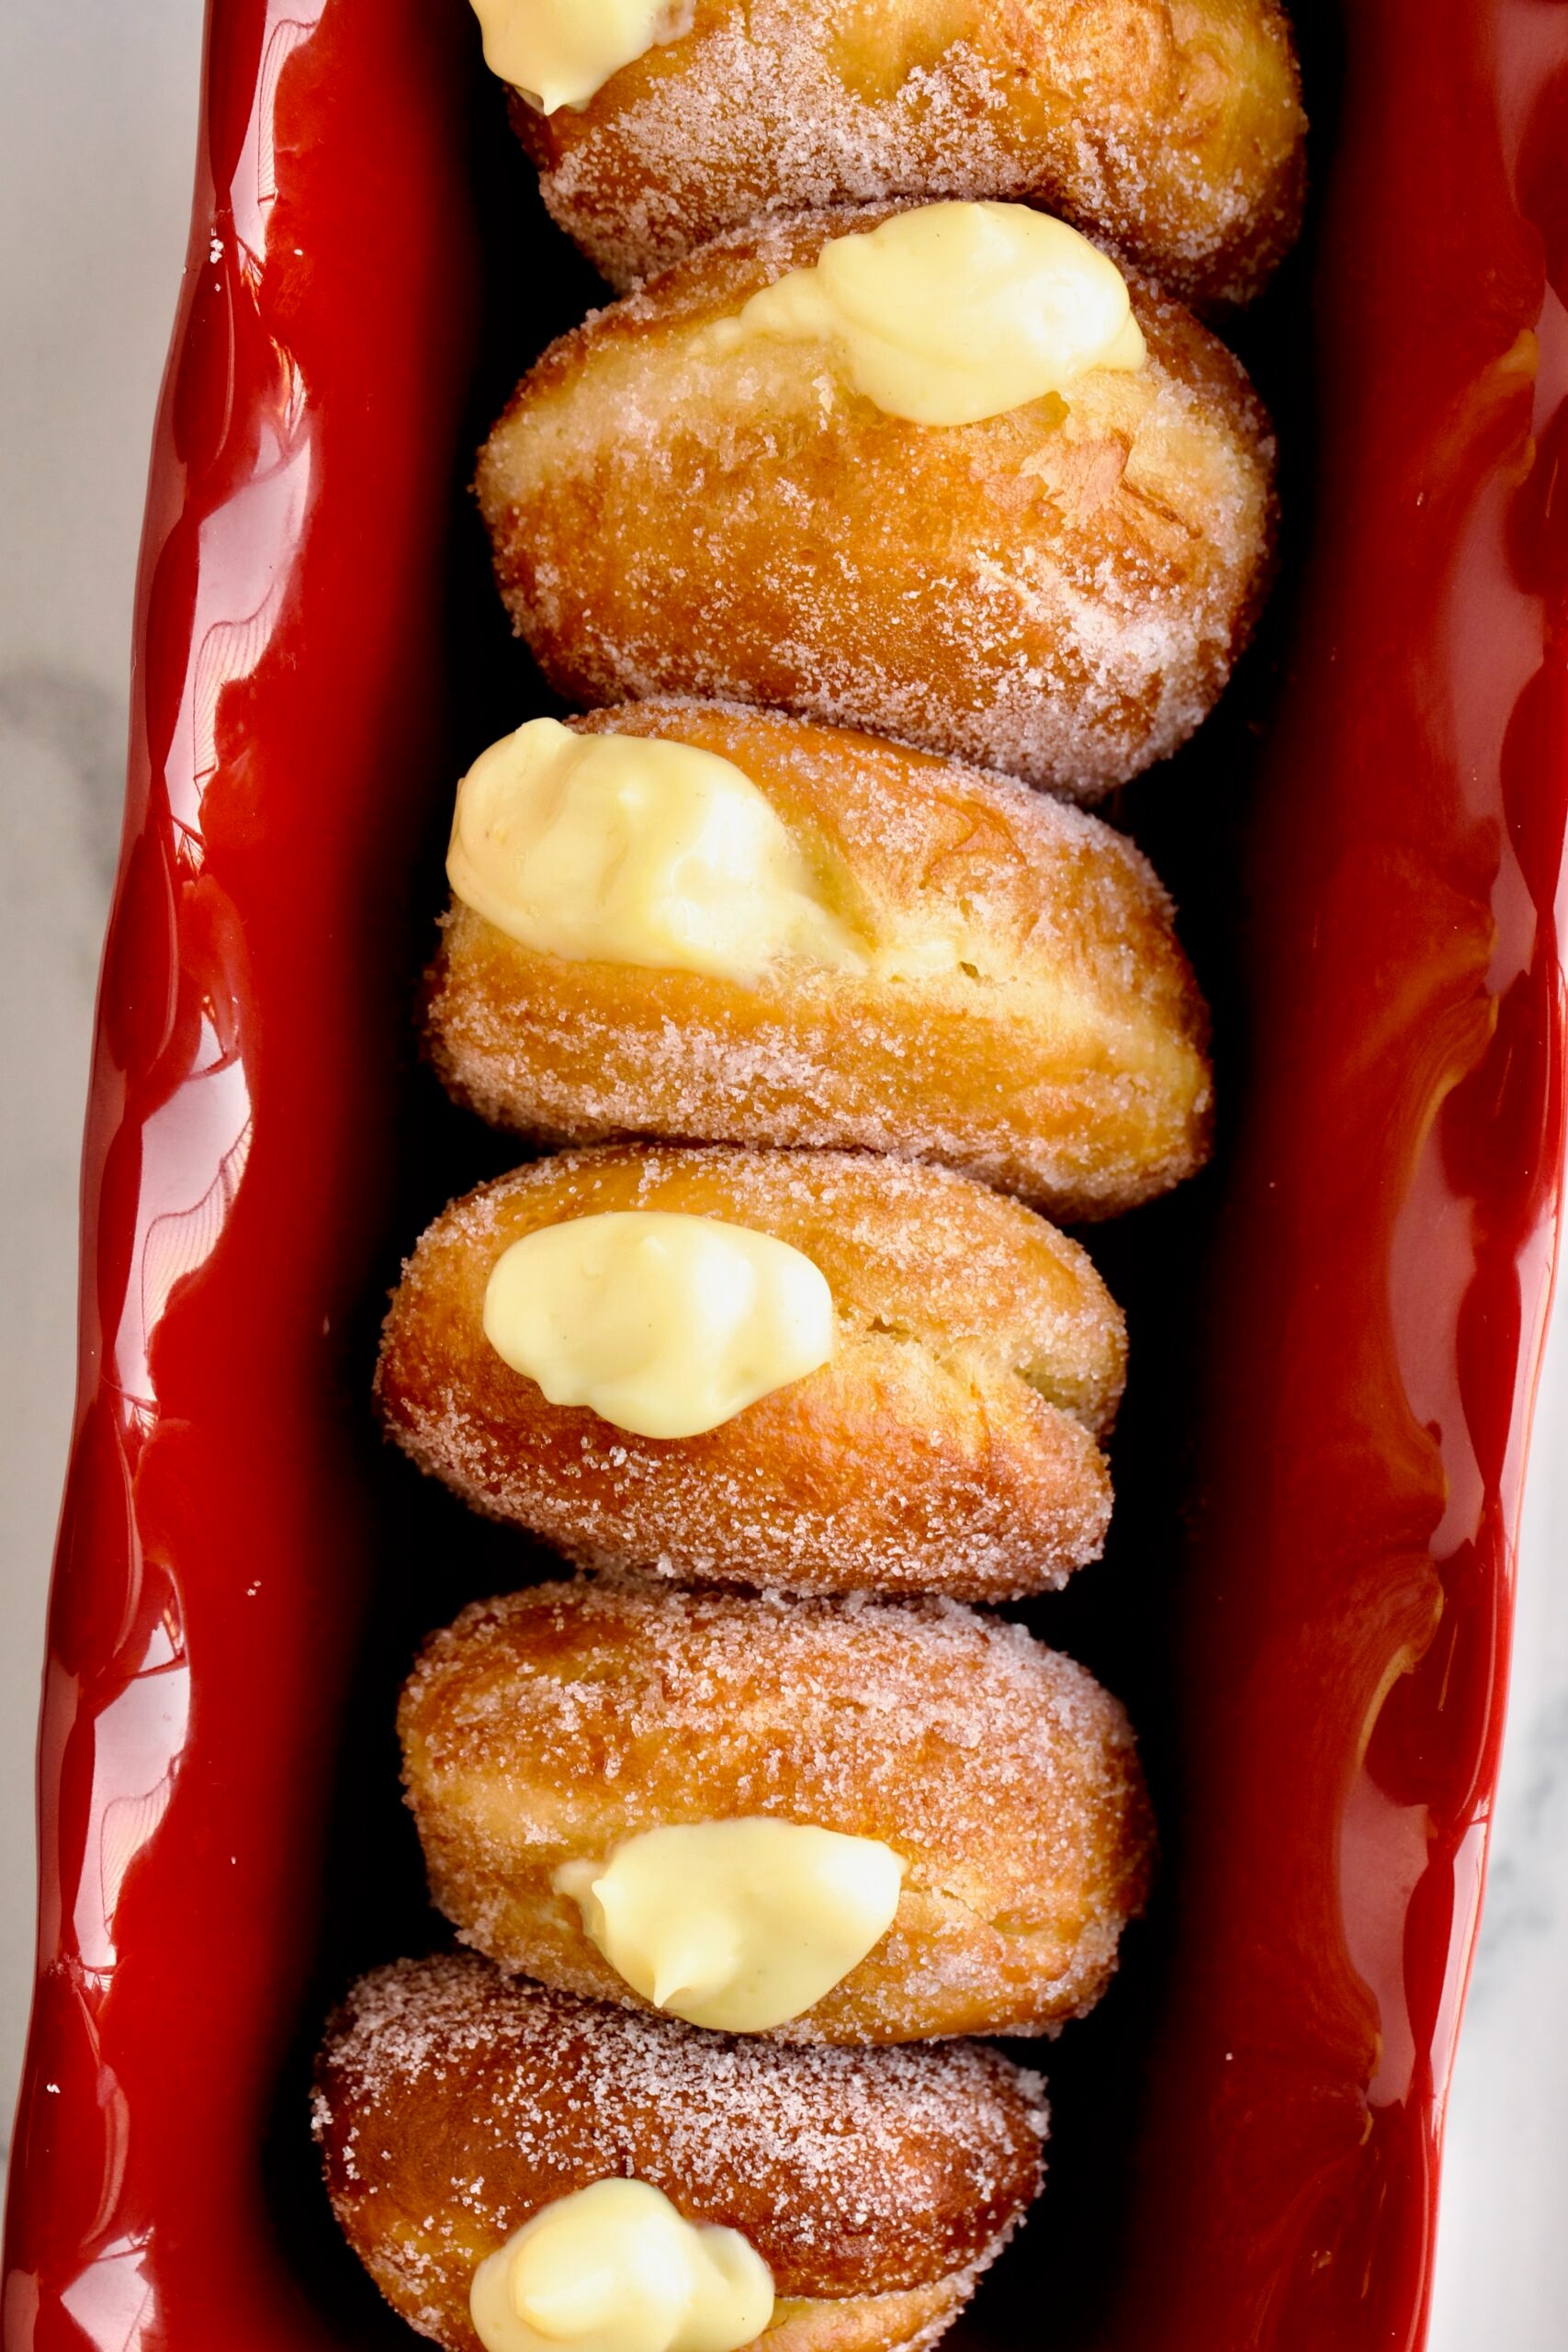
[468,0,686,112]
[553,1819,907,2031]
[708,202,1148,426]
[482,1211,835,1439]
[469,2178,774,2352]
[447,719,866,985]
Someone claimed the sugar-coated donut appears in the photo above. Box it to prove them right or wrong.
[314,1955,1047,2352]
[428,701,1212,1221]
[477,204,1276,799]
[374,1144,1125,1599]
[400,1578,1154,2041]
[509,0,1306,308]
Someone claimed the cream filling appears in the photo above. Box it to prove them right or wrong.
[705,202,1147,426]
[554,1819,906,2031]
[447,719,866,985]
[482,1212,835,1440]
[468,0,686,111]
[470,2180,774,2352]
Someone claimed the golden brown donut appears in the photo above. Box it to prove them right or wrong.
[509,0,1306,308]
[374,1144,1125,1599]
[314,1955,1047,2352]
[428,701,1212,1221]
[476,204,1277,800]
[400,1578,1154,2041]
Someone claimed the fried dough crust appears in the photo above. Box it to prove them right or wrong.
[477,204,1277,799]
[374,1144,1125,1599]
[510,0,1305,309]
[313,1956,1047,2350]
[400,1579,1154,2041]
[428,701,1212,1220]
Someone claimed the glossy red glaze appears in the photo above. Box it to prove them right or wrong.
[2,3,483,2345]
[4,2,1566,2348]
[1099,4,1568,2341]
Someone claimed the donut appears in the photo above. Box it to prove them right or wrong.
[427,700,1212,1221]
[374,1144,1126,1598]
[313,1954,1048,2352]
[399,1578,1154,2042]
[494,0,1306,308]
[476,200,1277,799]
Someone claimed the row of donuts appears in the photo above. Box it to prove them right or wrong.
[311,9,1301,2349]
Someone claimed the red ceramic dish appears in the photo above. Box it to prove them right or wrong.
[4,2,1566,2347]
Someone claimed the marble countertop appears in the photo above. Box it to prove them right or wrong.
[3,2,1565,2340]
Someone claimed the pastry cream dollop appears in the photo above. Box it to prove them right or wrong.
[710,201,1147,426]
[468,0,684,113]
[553,1818,907,2031]
[447,718,864,985]
[469,2178,774,2352]
[482,1213,835,1440]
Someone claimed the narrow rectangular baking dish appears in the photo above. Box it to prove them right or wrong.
[4,2,1566,2346]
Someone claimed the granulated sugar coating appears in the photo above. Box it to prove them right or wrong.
[400,1578,1154,2042]
[374,1143,1127,1599]
[477,206,1277,801]
[511,0,1305,308]
[314,1955,1047,2348]
[427,702,1213,1222]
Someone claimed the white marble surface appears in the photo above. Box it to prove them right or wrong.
[1,0,207,2182]
[2,3,1566,2340]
